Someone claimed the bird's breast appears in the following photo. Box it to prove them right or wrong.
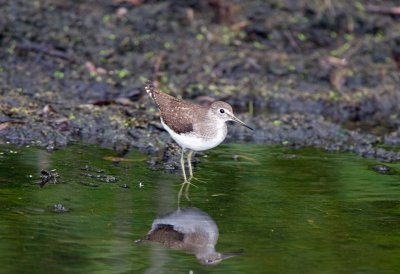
[189,121,227,151]
[161,118,227,151]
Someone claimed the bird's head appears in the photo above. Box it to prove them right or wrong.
[210,101,253,130]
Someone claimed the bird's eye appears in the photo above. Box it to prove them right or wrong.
[219,109,225,114]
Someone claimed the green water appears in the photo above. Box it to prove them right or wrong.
[0,144,399,274]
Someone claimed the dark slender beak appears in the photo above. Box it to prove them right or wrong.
[231,115,254,131]
[221,249,244,260]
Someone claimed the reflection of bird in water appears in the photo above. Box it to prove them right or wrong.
[139,207,242,265]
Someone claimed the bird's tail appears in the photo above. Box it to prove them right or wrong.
[145,81,158,102]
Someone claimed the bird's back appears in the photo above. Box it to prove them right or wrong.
[145,82,207,134]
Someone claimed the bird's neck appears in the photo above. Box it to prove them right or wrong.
[206,112,226,131]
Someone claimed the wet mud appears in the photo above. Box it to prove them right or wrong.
[1,0,400,167]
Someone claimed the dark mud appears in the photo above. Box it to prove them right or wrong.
[1,0,400,167]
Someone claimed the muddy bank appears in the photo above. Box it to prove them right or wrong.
[1,0,400,166]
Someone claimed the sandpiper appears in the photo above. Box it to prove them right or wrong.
[145,82,253,185]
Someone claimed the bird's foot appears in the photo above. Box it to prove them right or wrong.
[174,179,198,188]
[188,176,208,184]
[184,179,198,188]
[178,180,196,204]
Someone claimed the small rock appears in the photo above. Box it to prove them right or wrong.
[371,164,392,175]
[40,169,59,187]
[53,203,69,213]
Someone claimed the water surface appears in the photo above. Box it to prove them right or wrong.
[0,144,399,273]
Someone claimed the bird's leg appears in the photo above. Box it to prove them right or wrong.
[178,149,199,204]
[185,150,199,188]
[183,180,195,202]
[178,181,189,206]
[186,150,208,184]
[184,151,199,201]
[180,148,188,182]
[178,148,190,204]
[184,150,200,199]
[187,150,194,181]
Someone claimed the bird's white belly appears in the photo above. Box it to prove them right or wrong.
[161,119,226,151]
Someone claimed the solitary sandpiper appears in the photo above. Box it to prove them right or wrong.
[145,82,253,190]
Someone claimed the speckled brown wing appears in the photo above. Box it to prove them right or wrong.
[146,82,206,134]
[159,94,207,134]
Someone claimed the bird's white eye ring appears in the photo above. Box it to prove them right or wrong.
[219,109,225,114]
